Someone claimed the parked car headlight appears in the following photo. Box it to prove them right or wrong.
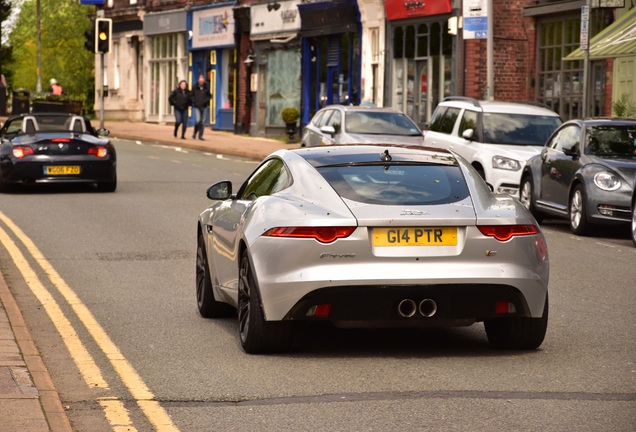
[593,171,621,191]
[492,156,521,171]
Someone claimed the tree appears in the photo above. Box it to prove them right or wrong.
[6,0,95,97]
[0,0,12,81]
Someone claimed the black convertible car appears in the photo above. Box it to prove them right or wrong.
[0,113,116,192]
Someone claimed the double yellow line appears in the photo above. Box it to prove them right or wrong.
[0,211,179,431]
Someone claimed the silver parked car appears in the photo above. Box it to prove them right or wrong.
[301,105,424,147]
[197,145,549,354]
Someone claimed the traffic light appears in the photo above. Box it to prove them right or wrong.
[84,23,95,53]
[96,18,112,54]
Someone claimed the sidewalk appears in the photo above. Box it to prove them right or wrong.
[0,119,296,431]
[0,271,72,432]
[105,120,298,160]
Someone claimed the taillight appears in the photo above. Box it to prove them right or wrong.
[477,225,539,242]
[262,226,356,243]
[12,146,35,159]
[88,146,108,158]
[51,138,71,143]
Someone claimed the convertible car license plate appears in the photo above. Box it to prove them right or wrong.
[373,227,458,246]
[45,166,81,175]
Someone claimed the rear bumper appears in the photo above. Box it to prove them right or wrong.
[0,156,116,185]
[284,284,534,327]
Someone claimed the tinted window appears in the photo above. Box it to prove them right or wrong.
[440,108,460,134]
[312,111,326,126]
[429,107,447,132]
[549,125,580,152]
[458,110,478,135]
[585,125,636,158]
[483,113,561,145]
[318,164,469,205]
[239,159,290,200]
[327,110,342,134]
[317,110,333,127]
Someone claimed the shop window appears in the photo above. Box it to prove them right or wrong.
[391,20,453,122]
[537,13,607,120]
[394,27,404,59]
[266,48,301,126]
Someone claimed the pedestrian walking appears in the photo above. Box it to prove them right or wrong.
[168,80,192,139]
[192,74,211,140]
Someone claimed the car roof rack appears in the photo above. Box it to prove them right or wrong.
[443,96,481,108]
[510,100,552,110]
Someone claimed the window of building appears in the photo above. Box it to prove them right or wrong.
[390,20,453,127]
[148,33,185,119]
[537,14,606,120]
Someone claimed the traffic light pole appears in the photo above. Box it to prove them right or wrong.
[100,52,105,130]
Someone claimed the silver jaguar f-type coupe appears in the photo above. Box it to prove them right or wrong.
[197,145,549,354]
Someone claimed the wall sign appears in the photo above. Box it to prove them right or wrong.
[384,0,452,21]
[192,6,235,49]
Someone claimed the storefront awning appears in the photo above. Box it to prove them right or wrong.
[250,32,298,43]
[565,7,636,60]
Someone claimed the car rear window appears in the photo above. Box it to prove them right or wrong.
[317,164,470,205]
[483,113,561,146]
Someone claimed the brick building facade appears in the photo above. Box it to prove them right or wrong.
[92,0,635,134]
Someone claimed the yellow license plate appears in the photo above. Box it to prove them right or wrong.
[373,227,458,247]
[45,166,81,175]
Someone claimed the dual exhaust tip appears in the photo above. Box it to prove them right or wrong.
[398,298,438,318]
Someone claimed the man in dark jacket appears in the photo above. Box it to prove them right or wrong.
[191,74,212,140]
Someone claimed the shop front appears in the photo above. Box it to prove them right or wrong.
[189,3,237,131]
[143,10,188,124]
[249,0,302,136]
[384,0,454,128]
[298,0,361,129]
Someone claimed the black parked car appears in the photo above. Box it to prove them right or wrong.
[0,113,116,192]
[519,118,636,236]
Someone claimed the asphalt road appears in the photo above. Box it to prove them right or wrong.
[0,138,634,431]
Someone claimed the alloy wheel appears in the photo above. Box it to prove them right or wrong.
[238,258,251,343]
[196,238,206,307]
[519,179,532,210]
[570,189,583,230]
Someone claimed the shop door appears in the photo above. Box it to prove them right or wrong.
[327,65,338,105]
[414,59,432,128]
[192,54,206,84]
[257,64,267,131]
[191,52,210,126]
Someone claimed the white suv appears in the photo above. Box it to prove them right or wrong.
[423,97,561,197]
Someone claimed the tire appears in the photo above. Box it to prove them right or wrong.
[485,295,549,350]
[97,172,117,192]
[519,175,543,223]
[631,197,636,248]
[238,251,293,354]
[0,176,11,193]
[196,232,234,318]
[569,184,592,236]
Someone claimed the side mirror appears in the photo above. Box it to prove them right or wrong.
[97,128,110,137]
[207,180,232,200]
[461,128,475,141]
[320,125,336,137]
[562,145,579,157]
